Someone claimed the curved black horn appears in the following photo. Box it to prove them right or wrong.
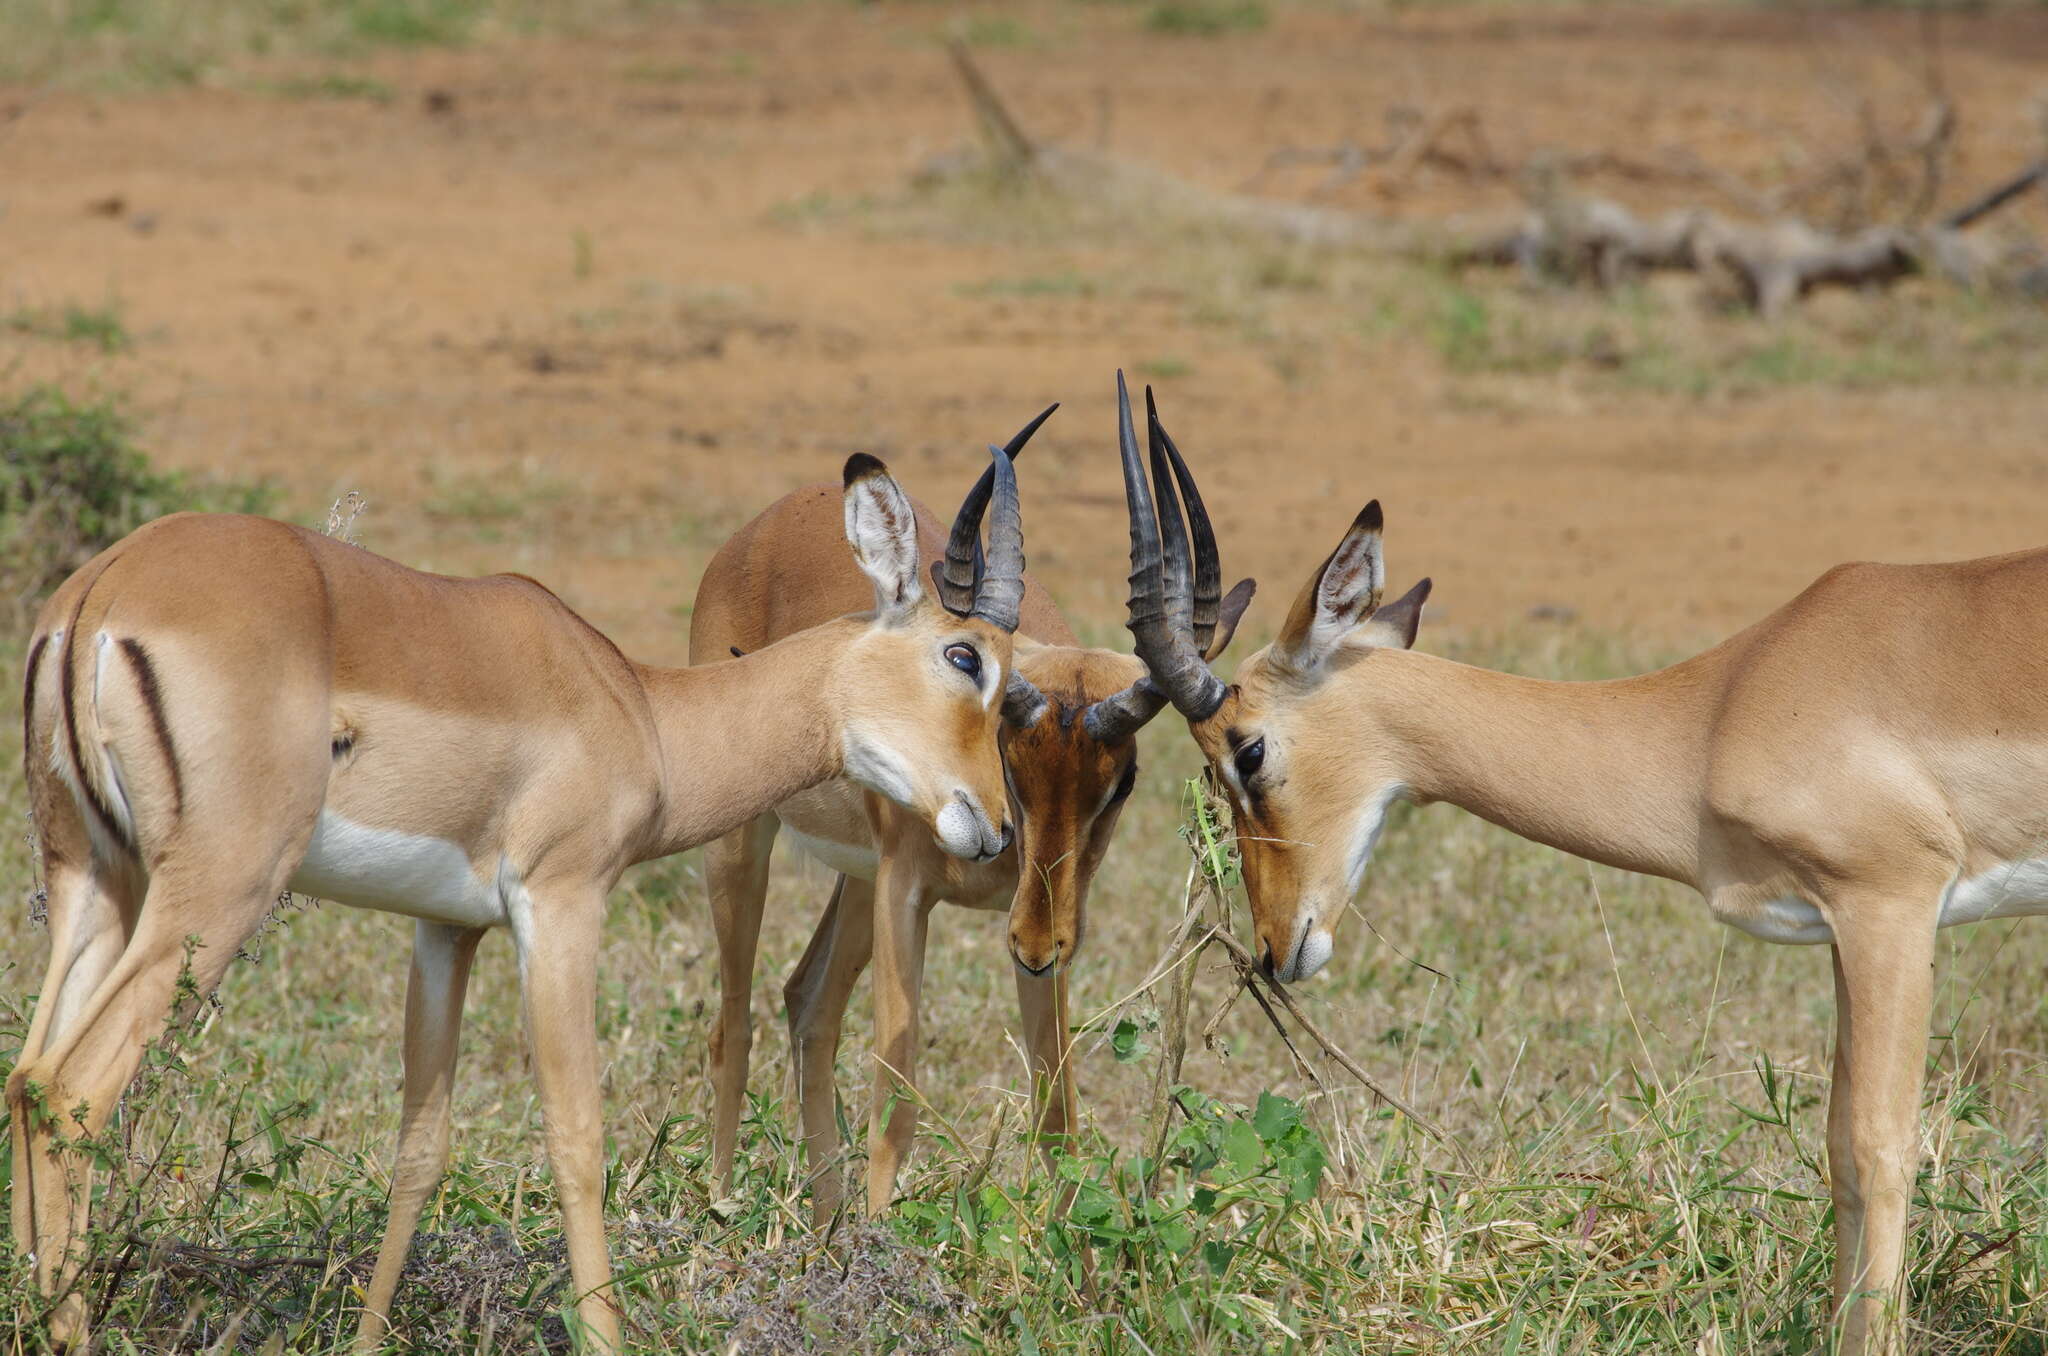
[1144,386,1197,652]
[970,444,1025,632]
[1082,372,1223,739]
[1152,414,1223,655]
[936,403,1057,617]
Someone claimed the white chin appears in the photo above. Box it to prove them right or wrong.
[932,797,984,859]
[1277,928,1334,983]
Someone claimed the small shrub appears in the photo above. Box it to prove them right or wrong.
[0,385,274,607]
[1145,1,1268,36]
[5,302,130,353]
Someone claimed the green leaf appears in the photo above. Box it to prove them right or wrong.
[1222,1119,1263,1177]
[1253,1091,1300,1144]
[1111,1017,1146,1064]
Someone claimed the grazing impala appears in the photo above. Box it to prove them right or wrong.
[689,406,1253,1219]
[10,452,1028,1351]
[1110,372,2048,1355]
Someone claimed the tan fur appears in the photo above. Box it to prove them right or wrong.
[690,481,1149,1220]
[1182,520,2048,1356]
[9,492,1015,1351]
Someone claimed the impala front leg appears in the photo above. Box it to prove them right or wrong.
[865,850,932,1215]
[509,887,622,1352]
[704,814,777,1199]
[784,873,876,1225]
[357,921,485,1350]
[1827,907,1937,1356]
[1013,965,1076,1167]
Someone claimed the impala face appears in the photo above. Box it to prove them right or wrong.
[1189,503,1431,983]
[836,451,1020,862]
[836,614,1018,862]
[999,649,1150,973]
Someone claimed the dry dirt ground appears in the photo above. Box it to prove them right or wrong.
[5,11,2048,1343]
[5,2,2047,658]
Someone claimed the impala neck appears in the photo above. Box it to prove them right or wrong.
[630,619,857,862]
[1370,648,1720,887]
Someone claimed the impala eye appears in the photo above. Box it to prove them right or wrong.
[944,644,982,679]
[1233,737,1266,783]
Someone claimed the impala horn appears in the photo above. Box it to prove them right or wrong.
[933,403,1058,623]
[1083,373,1253,742]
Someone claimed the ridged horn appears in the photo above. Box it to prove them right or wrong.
[1082,372,1225,741]
[935,403,1057,618]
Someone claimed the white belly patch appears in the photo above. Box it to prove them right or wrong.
[1720,855,2048,947]
[1942,857,2048,928]
[289,811,508,928]
[782,826,880,881]
[1724,896,1835,946]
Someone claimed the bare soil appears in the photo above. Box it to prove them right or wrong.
[5,3,2047,651]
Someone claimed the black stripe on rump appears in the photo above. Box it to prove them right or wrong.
[22,632,48,755]
[119,638,184,815]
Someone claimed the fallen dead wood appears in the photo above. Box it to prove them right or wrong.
[930,44,2044,316]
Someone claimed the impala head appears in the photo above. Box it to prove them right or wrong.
[837,448,1037,863]
[979,387,1259,977]
[1111,376,1430,983]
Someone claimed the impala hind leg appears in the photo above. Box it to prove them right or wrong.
[355,921,485,1350]
[9,859,137,1272]
[865,854,932,1215]
[703,815,777,1199]
[783,874,875,1224]
[508,889,621,1352]
[1827,911,1937,1356]
[7,864,285,1346]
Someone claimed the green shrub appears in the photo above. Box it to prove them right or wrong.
[1145,1,1267,36]
[0,385,274,608]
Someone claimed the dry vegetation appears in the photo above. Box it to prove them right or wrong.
[2,1,2047,1352]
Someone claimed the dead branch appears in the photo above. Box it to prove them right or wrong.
[1942,160,2048,231]
[1205,926,1473,1170]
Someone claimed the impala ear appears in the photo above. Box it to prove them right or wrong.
[1275,501,1385,673]
[1204,577,1257,662]
[843,453,923,616]
[1358,577,1431,651]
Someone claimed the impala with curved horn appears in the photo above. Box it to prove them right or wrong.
[1116,378,2048,1356]
[9,452,1026,1351]
[689,402,1253,1219]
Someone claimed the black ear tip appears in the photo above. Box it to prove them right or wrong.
[1358,500,1384,532]
[843,452,888,487]
[1416,576,1434,598]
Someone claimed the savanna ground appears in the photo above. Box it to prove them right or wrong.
[3,0,2048,1350]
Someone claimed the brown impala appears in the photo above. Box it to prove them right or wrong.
[11,451,1028,1351]
[688,405,1253,1219]
[1113,372,2048,1356]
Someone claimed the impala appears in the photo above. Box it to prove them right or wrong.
[1111,373,2048,1355]
[9,451,1029,1350]
[688,406,1254,1219]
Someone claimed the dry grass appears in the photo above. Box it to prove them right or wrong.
[0,527,2042,1348]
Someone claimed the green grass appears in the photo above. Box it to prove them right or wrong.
[0,584,2042,1349]
[955,271,1102,300]
[1144,1,1269,36]
[1,0,684,87]
[4,302,132,355]
[263,70,395,100]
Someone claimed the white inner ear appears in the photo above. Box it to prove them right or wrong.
[844,476,923,614]
[1307,527,1384,660]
